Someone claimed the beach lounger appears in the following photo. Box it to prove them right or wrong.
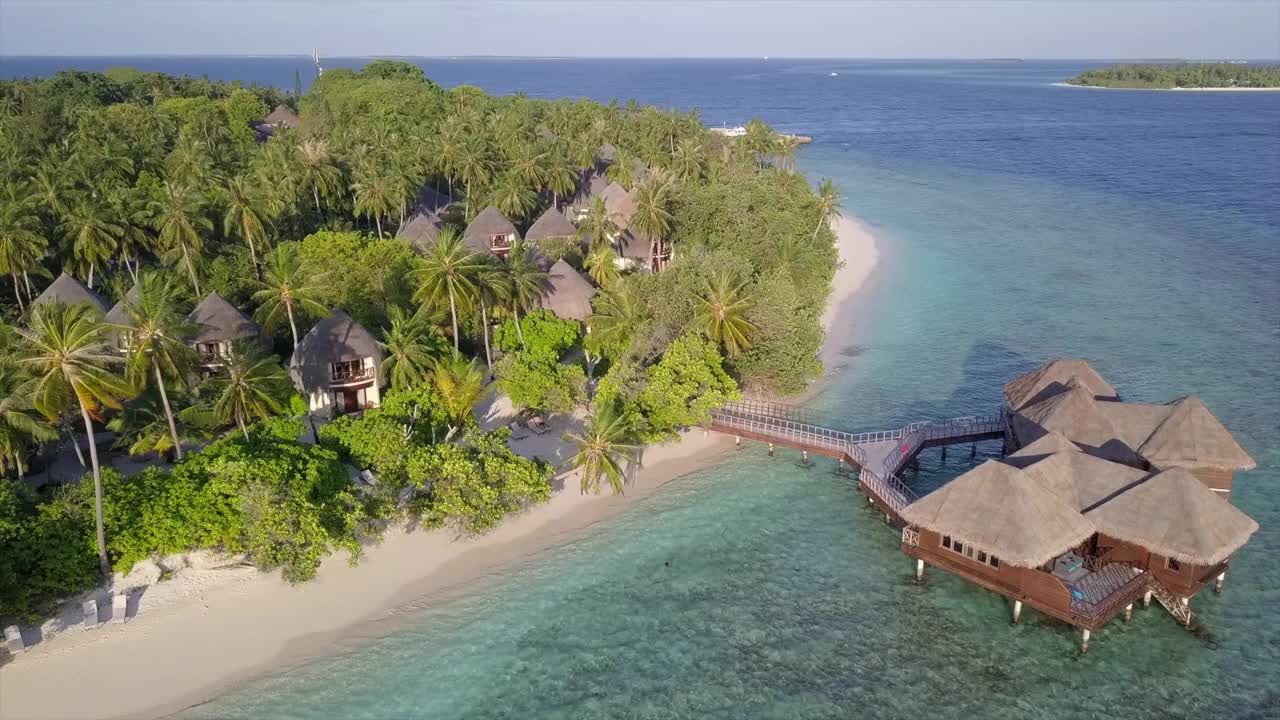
[507,421,530,440]
[111,593,128,623]
[528,416,549,435]
[4,625,24,653]
[82,599,99,630]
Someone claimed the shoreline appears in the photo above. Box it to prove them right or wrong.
[1053,82,1280,92]
[0,212,880,720]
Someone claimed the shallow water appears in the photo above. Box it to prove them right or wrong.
[16,58,1273,718]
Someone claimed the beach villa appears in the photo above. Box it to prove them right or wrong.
[463,206,521,259]
[397,211,445,254]
[264,104,300,129]
[186,292,264,370]
[289,310,384,418]
[540,259,597,322]
[525,206,586,259]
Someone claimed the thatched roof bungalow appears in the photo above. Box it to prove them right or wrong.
[1138,396,1256,472]
[1004,358,1118,411]
[525,207,579,245]
[540,259,596,322]
[463,206,520,258]
[290,310,384,418]
[1014,381,1141,465]
[103,284,141,352]
[187,292,261,366]
[32,273,110,317]
[265,104,300,129]
[598,182,636,229]
[397,212,445,254]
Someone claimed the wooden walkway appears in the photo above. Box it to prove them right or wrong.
[707,400,1007,518]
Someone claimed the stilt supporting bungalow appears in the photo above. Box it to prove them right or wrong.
[1215,572,1226,593]
[1012,600,1023,624]
[802,450,809,466]
[916,559,925,582]
[1143,590,1152,608]
[1080,629,1091,654]
[1124,603,1133,623]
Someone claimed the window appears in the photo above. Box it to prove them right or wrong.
[1166,557,1181,572]
[942,535,952,550]
[953,541,964,555]
[977,551,987,563]
[941,536,1000,569]
[990,556,1000,569]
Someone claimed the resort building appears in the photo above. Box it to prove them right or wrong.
[569,168,608,219]
[264,104,300,129]
[185,292,263,370]
[463,206,520,259]
[31,273,110,317]
[397,212,445,255]
[103,283,140,352]
[525,207,587,260]
[598,182,636,230]
[540,259,596,322]
[289,311,384,418]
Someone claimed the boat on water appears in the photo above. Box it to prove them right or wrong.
[829,72,838,76]
[709,126,813,144]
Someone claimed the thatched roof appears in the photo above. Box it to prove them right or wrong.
[570,168,608,211]
[525,207,578,244]
[617,231,651,261]
[596,143,617,165]
[289,310,384,391]
[104,284,141,327]
[397,212,445,254]
[187,292,260,344]
[265,104,300,128]
[1096,402,1173,450]
[901,460,1095,568]
[413,186,452,215]
[1004,358,1118,411]
[1138,396,1256,471]
[1003,431,1081,469]
[540,259,596,322]
[599,182,635,229]
[1014,381,1141,465]
[462,206,519,255]
[1020,450,1148,512]
[32,273,110,317]
[1086,467,1258,565]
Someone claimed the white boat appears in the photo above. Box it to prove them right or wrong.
[829,72,838,77]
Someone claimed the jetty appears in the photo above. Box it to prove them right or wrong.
[705,359,1259,653]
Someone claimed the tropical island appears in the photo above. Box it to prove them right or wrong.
[1065,62,1280,89]
[0,60,870,711]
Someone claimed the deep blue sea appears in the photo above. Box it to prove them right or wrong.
[5,58,1277,719]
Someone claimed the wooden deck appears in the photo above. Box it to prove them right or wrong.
[707,399,1007,518]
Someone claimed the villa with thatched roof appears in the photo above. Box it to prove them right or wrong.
[103,283,140,352]
[186,292,263,369]
[264,104,300,129]
[397,212,445,255]
[463,206,520,259]
[569,168,609,219]
[598,182,635,230]
[895,357,1259,650]
[540,259,596,322]
[289,310,384,418]
[32,273,110,317]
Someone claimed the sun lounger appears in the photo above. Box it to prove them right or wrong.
[111,593,128,623]
[528,417,549,435]
[4,625,24,653]
[82,599,99,630]
[506,421,530,440]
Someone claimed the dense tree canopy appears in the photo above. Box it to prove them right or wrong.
[1067,63,1280,89]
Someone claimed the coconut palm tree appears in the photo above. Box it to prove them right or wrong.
[0,181,49,311]
[587,283,646,361]
[410,228,485,354]
[563,401,637,495]
[693,271,757,357]
[106,386,216,458]
[148,181,210,295]
[472,256,507,370]
[543,151,578,208]
[297,138,343,213]
[203,340,290,440]
[18,302,132,576]
[500,241,550,349]
[252,244,330,353]
[812,178,842,242]
[606,148,638,190]
[220,175,269,275]
[671,140,706,183]
[0,360,58,481]
[579,196,619,252]
[430,353,487,436]
[629,178,673,272]
[583,243,620,288]
[59,197,123,288]
[490,172,537,224]
[119,272,198,460]
[350,161,395,238]
[455,138,494,220]
[379,306,449,391]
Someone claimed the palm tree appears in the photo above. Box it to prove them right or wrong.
[584,243,620,288]
[351,161,395,238]
[579,196,619,252]
[693,271,757,357]
[490,172,537,224]
[379,306,448,390]
[455,137,494,220]
[18,302,132,576]
[812,178,842,242]
[410,228,485,353]
[298,139,343,213]
[430,353,487,436]
[106,387,216,458]
[59,197,123,288]
[743,118,777,169]
[671,140,706,183]
[0,182,48,311]
[119,272,198,460]
[472,257,507,370]
[500,241,550,348]
[563,401,637,495]
[149,181,211,295]
[252,244,330,353]
[220,175,269,275]
[587,283,646,361]
[629,179,673,272]
[543,151,578,208]
[606,148,638,189]
[203,341,290,440]
[0,360,58,481]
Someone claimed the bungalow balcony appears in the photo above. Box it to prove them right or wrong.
[193,342,228,366]
[330,360,376,387]
[489,233,514,257]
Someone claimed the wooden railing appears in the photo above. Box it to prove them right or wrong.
[1070,568,1150,620]
[902,525,920,547]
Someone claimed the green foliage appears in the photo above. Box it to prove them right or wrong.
[1067,63,1280,89]
[292,231,418,330]
[0,479,98,621]
[413,429,552,535]
[494,353,586,413]
[319,385,451,487]
[623,333,739,442]
[493,308,580,364]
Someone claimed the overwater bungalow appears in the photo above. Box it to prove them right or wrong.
[463,206,520,259]
[186,292,263,370]
[31,273,110,317]
[540,259,596,322]
[289,311,384,418]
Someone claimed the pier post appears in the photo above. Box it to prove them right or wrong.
[915,559,925,582]
[1012,600,1022,624]
[1124,604,1133,623]
[1143,590,1152,608]
[768,443,775,457]
[940,446,947,461]
[837,458,845,476]
[1215,571,1226,594]
[802,450,809,466]
[1080,629,1091,654]
[735,436,741,448]
[970,442,977,458]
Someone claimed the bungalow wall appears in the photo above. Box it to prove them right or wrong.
[1094,532,1225,598]
[1190,466,1234,496]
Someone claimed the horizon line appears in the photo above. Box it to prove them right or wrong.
[2,54,1277,62]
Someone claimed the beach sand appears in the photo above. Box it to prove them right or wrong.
[0,212,879,720]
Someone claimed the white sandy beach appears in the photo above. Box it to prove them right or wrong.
[0,212,879,720]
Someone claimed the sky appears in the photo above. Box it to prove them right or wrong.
[1,1,1277,59]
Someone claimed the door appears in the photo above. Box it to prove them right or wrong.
[341,389,358,414]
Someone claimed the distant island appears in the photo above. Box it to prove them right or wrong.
[1066,63,1280,90]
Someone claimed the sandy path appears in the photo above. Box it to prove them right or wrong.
[0,212,878,720]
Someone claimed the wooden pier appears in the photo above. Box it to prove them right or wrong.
[707,399,1007,519]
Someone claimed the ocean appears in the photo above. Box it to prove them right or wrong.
[6,58,1278,718]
